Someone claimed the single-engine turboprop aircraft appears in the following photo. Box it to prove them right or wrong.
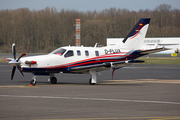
[5,18,169,86]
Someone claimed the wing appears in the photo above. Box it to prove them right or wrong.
[69,60,144,73]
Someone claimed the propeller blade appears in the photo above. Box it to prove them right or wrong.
[12,43,16,60]
[10,43,25,80]
[17,53,26,62]
[11,66,16,80]
[16,65,24,77]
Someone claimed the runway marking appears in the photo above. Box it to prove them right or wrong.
[0,94,180,105]
[103,79,180,84]
[35,116,180,120]
[0,65,11,66]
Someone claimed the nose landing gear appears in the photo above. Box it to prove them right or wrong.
[30,76,36,86]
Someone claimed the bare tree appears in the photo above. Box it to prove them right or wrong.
[0,4,180,53]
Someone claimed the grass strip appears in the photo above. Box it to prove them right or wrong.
[137,57,180,65]
[0,58,7,63]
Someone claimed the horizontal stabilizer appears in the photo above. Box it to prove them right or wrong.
[139,47,170,55]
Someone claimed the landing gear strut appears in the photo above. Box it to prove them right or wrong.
[89,70,97,85]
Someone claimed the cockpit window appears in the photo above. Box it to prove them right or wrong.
[64,50,74,58]
[50,48,66,55]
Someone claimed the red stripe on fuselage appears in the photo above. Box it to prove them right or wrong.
[39,52,136,69]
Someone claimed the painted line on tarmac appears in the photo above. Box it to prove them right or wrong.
[0,94,180,105]
[103,79,180,84]
[35,116,180,120]
[0,65,11,66]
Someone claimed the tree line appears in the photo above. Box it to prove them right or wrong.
[0,4,180,53]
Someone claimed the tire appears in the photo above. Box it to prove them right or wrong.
[30,80,36,86]
[89,78,95,85]
[50,77,57,84]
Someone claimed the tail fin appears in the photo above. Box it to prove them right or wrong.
[122,18,151,50]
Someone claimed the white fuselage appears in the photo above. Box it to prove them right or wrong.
[20,46,129,69]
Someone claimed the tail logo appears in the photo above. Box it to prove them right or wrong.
[129,23,144,39]
[122,18,150,43]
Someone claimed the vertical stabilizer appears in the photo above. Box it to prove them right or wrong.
[122,18,151,50]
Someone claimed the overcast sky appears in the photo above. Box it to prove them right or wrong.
[0,0,180,12]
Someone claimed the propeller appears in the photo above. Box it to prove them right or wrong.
[10,43,26,80]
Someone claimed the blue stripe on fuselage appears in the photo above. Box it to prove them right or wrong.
[22,50,142,74]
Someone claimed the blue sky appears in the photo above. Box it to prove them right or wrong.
[0,0,180,12]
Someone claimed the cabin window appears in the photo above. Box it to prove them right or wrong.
[50,48,66,56]
[95,51,99,56]
[64,50,74,58]
[85,50,89,56]
[77,50,81,56]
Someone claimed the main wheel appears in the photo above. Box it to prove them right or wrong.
[50,77,57,84]
[89,78,95,85]
[30,80,36,86]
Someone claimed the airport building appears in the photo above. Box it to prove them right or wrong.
[107,37,180,54]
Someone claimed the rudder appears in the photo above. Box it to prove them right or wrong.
[122,18,151,50]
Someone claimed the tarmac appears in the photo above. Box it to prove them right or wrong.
[0,63,180,120]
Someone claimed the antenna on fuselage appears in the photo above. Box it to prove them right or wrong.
[74,19,81,46]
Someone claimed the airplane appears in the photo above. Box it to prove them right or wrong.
[5,18,169,86]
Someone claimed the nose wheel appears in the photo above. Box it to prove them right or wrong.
[30,76,36,86]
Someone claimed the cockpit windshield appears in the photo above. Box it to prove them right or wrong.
[50,48,66,55]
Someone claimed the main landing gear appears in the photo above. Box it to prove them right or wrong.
[50,77,57,84]
[89,70,97,85]
[49,73,57,84]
